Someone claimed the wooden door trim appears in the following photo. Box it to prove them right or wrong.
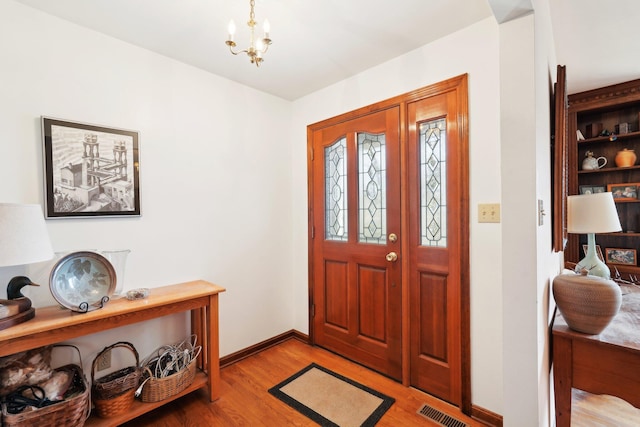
[308,75,468,131]
[552,65,568,253]
[456,75,471,415]
[307,74,470,413]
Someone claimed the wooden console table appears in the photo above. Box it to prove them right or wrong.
[552,283,640,427]
[0,280,225,426]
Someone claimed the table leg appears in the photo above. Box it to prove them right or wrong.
[207,293,220,401]
[191,308,204,371]
[553,334,573,427]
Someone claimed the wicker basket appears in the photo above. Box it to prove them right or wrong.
[91,341,142,418]
[139,356,197,403]
[1,345,90,427]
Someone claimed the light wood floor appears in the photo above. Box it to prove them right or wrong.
[122,338,640,426]
[123,338,486,426]
[571,389,640,427]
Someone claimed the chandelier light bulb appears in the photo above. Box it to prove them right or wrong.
[263,19,270,37]
[227,20,236,39]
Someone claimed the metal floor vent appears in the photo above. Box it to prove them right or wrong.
[417,403,468,427]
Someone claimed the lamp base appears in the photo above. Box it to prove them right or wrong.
[575,233,610,279]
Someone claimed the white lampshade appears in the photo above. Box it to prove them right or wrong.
[567,192,622,234]
[0,203,54,267]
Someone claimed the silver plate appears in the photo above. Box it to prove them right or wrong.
[49,251,116,312]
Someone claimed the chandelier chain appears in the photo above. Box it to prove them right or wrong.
[248,0,256,27]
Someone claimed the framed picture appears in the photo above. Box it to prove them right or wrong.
[42,117,140,218]
[607,183,639,201]
[582,244,604,262]
[605,248,637,266]
[592,185,606,193]
[579,185,594,195]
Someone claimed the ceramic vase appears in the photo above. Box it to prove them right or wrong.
[552,271,621,334]
[615,148,636,167]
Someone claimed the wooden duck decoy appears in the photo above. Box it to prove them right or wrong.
[0,276,39,331]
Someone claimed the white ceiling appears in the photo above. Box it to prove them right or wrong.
[12,0,640,100]
[549,0,640,95]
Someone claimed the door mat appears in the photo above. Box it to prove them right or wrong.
[268,363,395,427]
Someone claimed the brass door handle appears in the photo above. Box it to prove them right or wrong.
[386,252,398,262]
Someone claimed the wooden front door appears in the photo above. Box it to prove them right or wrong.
[308,107,403,379]
[308,75,469,410]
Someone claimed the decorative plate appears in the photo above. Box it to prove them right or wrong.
[49,251,116,312]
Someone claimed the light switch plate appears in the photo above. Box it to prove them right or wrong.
[478,203,500,223]
[538,199,545,226]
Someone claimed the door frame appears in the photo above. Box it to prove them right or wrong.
[307,74,470,413]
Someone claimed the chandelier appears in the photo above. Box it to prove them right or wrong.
[225,0,272,67]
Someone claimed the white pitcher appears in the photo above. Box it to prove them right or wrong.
[582,151,607,170]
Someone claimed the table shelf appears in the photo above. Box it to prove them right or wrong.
[0,280,225,426]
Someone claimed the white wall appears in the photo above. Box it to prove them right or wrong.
[0,0,294,368]
[500,14,539,425]
[533,1,562,425]
[290,17,504,415]
[500,3,560,426]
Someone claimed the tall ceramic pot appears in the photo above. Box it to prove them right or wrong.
[552,270,621,334]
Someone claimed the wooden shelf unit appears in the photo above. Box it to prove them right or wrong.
[567,79,640,278]
[0,280,225,426]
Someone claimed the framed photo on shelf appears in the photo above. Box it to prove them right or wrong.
[42,117,141,218]
[607,183,639,201]
[582,244,604,262]
[605,248,637,266]
[580,185,607,195]
[579,185,593,195]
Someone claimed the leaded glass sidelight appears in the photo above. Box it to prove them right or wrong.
[420,118,447,247]
[358,133,386,244]
[325,137,348,241]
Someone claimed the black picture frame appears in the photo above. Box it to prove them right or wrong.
[42,117,140,218]
[579,185,593,195]
[579,185,606,195]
